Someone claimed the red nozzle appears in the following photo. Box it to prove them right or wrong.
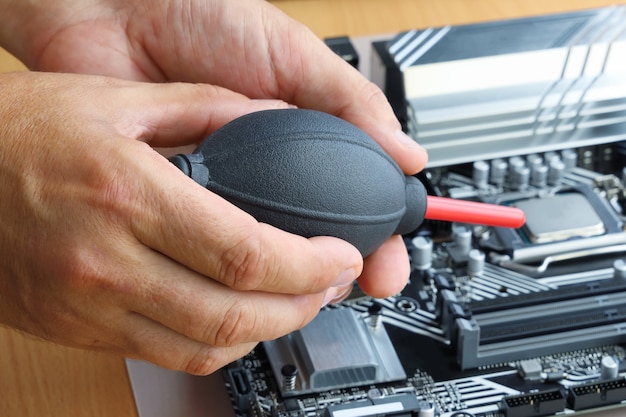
[425,196,525,228]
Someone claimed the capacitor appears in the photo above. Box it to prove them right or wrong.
[472,161,490,189]
[561,149,578,169]
[490,159,508,186]
[526,154,543,168]
[613,259,626,279]
[530,164,548,188]
[543,151,560,164]
[548,159,565,185]
[512,166,530,190]
[508,156,525,177]
[367,388,383,400]
[600,356,619,380]
[452,226,472,256]
[411,236,433,271]
[467,249,485,277]
[417,401,435,417]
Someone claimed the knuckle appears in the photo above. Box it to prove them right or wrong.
[212,302,256,347]
[218,234,274,291]
[63,246,110,292]
[98,148,145,219]
[360,80,388,108]
[56,243,132,304]
[181,346,221,376]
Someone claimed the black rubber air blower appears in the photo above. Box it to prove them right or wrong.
[169,109,524,257]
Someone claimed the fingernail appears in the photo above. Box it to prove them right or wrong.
[321,287,339,307]
[251,99,298,109]
[395,130,423,150]
[330,283,353,304]
[321,283,354,307]
[334,269,358,287]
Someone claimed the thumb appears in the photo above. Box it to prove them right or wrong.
[131,158,364,295]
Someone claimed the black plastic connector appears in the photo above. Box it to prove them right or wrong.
[500,388,566,417]
[567,377,626,411]
[224,367,253,412]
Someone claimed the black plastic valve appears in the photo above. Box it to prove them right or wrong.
[169,109,427,257]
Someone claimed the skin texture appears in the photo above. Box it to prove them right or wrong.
[0,0,427,374]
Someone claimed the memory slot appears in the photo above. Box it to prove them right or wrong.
[473,291,626,329]
[457,291,626,369]
[470,277,626,314]
[458,320,626,369]
[479,304,626,344]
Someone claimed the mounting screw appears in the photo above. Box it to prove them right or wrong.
[281,364,298,391]
[368,302,383,329]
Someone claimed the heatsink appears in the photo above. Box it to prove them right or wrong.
[373,6,626,167]
[263,308,406,397]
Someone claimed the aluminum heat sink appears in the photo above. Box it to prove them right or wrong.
[372,6,626,167]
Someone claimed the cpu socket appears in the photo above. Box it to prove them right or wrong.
[479,184,625,272]
[512,193,605,243]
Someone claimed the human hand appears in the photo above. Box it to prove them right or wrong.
[0,71,364,374]
[0,0,428,297]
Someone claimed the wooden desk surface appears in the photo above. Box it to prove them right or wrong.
[0,1,623,416]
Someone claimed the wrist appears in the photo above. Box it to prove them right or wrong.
[0,0,33,64]
[0,0,78,68]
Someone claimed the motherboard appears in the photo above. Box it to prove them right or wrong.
[222,7,626,417]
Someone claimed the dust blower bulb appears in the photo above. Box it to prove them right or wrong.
[169,109,524,257]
